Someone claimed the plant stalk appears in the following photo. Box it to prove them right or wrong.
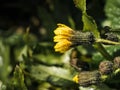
[93,43,113,60]
[96,38,120,45]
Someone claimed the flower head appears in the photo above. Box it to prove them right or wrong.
[54,39,72,53]
[53,24,75,53]
[73,71,100,86]
[53,23,95,53]
[99,61,113,75]
[54,24,74,36]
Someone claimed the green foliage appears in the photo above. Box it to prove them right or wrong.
[92,45,120,65]
[73,0,86,13]
[82,14,100,38]
[0,0,120,90]
[105,0,120,29]
[30,64,78,88]
[74,0,100,38]
[0,40,11,82]
[12,65,27,90]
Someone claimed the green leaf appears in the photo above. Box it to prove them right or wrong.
[33,54,62,65]
[30,64,72,80]
[82,13,100,38]
[79,84,112,90]
[105,0,120,29]
[14,45,28,62]
[32,43,63,65]
[73,0,100,38]
[4,33,23,46]
[0,81,6,90]
[73,0,86,13]
[12,65,27,90]
[0,40,11,82]
[47,75,78,88]
[92,45,120,64]
[30,64,77,88]
[74,0,111,60]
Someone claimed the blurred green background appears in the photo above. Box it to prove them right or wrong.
[0,0,120,90]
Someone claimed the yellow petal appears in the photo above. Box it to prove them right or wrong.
[73,75,79,83]
[57,23,72,29]
[54,35,70,42]
[54,39,72,53]
[54,23,74,36]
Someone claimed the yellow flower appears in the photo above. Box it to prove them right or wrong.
[53,23,95,53]
[54,35,69,42]
[73,75,79,83]
[54,24,74,36]
[54,39,72,53]
[53,23,74,53]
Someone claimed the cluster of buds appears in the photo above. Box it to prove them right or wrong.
[101,26,119,43]
[99,57,120,75]
[72,56,120,86]
[71,48,101,86]
[53,24,120,87]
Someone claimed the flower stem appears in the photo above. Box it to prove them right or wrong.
[94,38,120,60]
[93,43,113,60]
[96,38,120,45]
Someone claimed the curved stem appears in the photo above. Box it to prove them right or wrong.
[93,43,113,60]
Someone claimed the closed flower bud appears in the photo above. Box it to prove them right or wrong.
[77,71,100,86]
[104,33,118,42]
[101,26,118,43]
[99,61,113,75]
[113,56,120,69]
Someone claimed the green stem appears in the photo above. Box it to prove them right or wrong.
[96,38,120,45]
[94,38,120,60]
[93,43,113,60]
